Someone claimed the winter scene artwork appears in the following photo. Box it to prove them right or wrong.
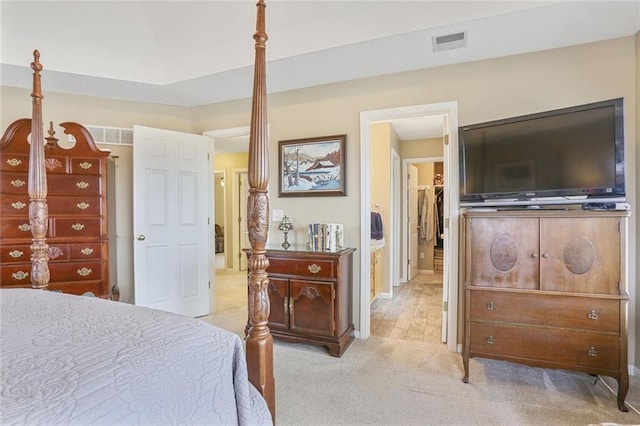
[278,135,346,197]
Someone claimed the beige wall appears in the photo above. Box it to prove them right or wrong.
[370,123,392,294]
[2,36,638,367]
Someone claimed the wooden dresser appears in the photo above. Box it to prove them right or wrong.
[1,120,112,298]
[263,246,356,356]
[461,209,629,411]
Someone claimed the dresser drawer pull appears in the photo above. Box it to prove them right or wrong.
[71,223,85,231]
[7,158,22,167]
[80,247,94,255]
[8,250,24,258]
[284,296,289,315]
[11,202,26,210]
[76,202,90,210]
[542,252,550,259]
[79,161,93,170]
[588,347,598,357]
[307,264,321,274]
[486,336,495,345]
[77,267,92,277]
[18,223,31,232]
[11,271,29,280]
[11,179,26,187]
[530,253,538,259]
[587,310,599,320]
[76,181,90,189]
[487,302,495,311]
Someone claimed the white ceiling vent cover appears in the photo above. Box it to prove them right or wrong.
[67,125,134,146]
[432,31,467,52]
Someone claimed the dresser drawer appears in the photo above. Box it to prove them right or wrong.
[469,322,619,371]
[1,263,33,285]
[1,219,36,239]
[48,281,109,298]
[48,196,102,215]
[0,172,28,194]
[268,257,335,279]
[71,158,102,175]
[0,195,29,215]
[470,290,620,333]
[51,218,103,238]
[1,245,31,263]
[0,154,29,172]
[49,261,103,282]
[70,243,103,260]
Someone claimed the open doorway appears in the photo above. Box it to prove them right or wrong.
[360,102,460,352]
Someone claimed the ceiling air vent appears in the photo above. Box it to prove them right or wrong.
[432,31,467,53]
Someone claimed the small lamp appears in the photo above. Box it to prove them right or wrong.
[278,215,293,249]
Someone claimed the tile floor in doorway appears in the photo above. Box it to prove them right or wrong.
[370,273,443,343]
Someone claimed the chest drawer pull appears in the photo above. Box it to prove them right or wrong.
[71,223,85,231]
[76,181,89,189]
[307,264,322,274]
[487,302,495,311]
[486,336,495,345]
[77,267,92,277]
[7,158,22,167]
[11,179,26,187]
[18,223,31,232]
[588,347,598,357]
[8,250,24,258]
[79,161,93,170]
[80,247,94,255]
[587,310,599,320]
[11,202,26,210]
[11,271,29,280]
[76,202,90,210]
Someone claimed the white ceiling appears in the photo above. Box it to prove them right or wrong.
[1,1,639,143]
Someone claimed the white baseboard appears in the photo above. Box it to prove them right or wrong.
[418,269,434,275]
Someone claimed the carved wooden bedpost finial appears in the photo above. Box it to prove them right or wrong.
[28,50,50,289]
[245,0,276,421]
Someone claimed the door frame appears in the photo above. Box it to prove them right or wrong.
[359,101,460,353]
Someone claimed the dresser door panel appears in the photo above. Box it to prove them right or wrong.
[267,277,289,331]
[468,217,539,289]
[540,218,620,294]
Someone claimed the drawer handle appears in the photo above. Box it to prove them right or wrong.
[8,250,24,258]
[79,161,93,170]
[530,253,538,259]
[11,271,29,280]
[486,336,495,345]
[7,158,22,167]
[587,310,599,320]
[308,264,321,274]
[487,302,495,311]
[11,202,26,210]
[71,223,85,231]
[76,181,89,189]
[542,252,550,259]
[77,202,90,210]
[18,223,31,232]
[284,296,289,315]
[11,179,26,187]
[289,297,294,316]
[81,248,94,256]
[77,267,92,277]
[588,347,598,357]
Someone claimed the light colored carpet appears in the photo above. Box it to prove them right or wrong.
[203,270,640,425]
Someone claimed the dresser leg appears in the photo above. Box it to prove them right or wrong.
[617,376,629,412]
[462,354,470,383]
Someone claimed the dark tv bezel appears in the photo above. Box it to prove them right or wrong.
[459,98,626,206]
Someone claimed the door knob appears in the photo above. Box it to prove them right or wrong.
[136,234,146,241]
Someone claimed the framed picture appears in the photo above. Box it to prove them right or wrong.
[278,134,346,197]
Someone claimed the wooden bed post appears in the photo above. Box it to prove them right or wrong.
[246,0,276,421]
[28,50,50,290]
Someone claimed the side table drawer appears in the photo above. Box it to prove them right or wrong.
[268,257,335,279]
[469,322,619,370]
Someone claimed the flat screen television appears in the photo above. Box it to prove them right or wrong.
[459,98,625,207]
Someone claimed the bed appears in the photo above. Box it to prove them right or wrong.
[0,1,275,423]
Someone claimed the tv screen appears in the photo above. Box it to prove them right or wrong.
[459,98,625,206]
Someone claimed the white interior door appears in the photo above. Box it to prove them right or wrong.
[238,171,249,271]
[133,125,211,317]
[407,164,418,280]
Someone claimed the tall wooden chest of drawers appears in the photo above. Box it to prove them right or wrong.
[461,209,629,411]
[1,119,112,298]
[262,246,356,356]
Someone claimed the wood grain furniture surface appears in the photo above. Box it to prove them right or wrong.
[461,209,630,412]
[1,119,112,299]
[264,245,356,356]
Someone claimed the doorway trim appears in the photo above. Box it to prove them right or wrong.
[359,101,459,352]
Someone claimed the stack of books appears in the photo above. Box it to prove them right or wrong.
[307,223,344,251]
